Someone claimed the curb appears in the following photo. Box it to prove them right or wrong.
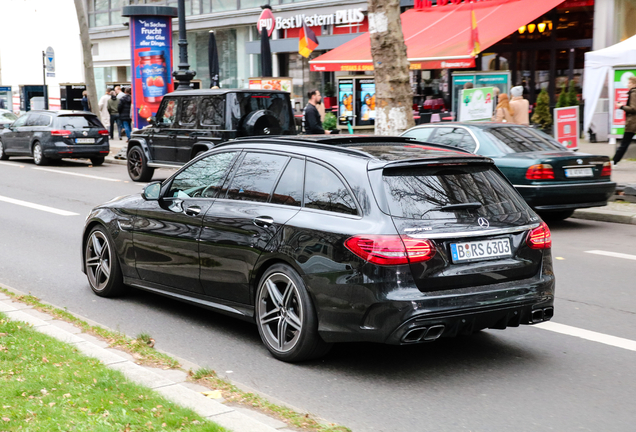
[572,208,636,225]
[0,290,295,432]
[106,156,127,166]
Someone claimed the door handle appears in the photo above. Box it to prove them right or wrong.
[253,216,274,228]
[185,205,201,216]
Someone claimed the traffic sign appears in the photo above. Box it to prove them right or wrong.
[45,46,55,73]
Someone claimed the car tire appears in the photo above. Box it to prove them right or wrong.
[84,225,126,297]
[256,263,332,362]
[539,210,575,221]
[127,145,154,182]
[0,139,8,160]
[90,156,105,166]
[32,142,48,166]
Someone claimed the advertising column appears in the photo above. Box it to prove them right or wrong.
[123,5,178,129]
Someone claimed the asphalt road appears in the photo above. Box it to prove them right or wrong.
[1,157,635,432]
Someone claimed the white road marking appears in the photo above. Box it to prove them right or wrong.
[535,321,636,352]
[0,161,25,167]
[585,250,636,261]
[32,167,121,182]
[0,195,79,216]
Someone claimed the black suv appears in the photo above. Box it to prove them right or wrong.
[0,110,110,165]
[83,136,555,362]
[127,89,295,182]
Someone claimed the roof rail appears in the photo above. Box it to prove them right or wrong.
[214,137,373,157]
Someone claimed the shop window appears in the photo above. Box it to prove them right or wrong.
[212,0,237,12]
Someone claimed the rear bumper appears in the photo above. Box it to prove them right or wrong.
[45,142,110,158]
[513,180,616,211]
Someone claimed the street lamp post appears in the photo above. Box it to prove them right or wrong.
[173,0,196,90]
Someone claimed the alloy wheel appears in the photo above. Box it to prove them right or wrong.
[85,231,112,292]
[258,273,304,353]
[128,147,143,178]
[33,144,43,164]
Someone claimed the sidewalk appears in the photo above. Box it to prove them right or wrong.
[106,136,128,166]
[0,287,299,432]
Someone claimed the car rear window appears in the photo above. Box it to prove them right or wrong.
[0,112,17,122]
[484,127,565,153]
[382,164,529,220]
[56,115,103,129]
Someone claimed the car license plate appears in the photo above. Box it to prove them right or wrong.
[75,138,95,144]
[565,168,593,178]
[450,238,511,263]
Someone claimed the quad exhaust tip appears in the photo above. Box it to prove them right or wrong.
[532,307,554,323]
[402,324,446,343]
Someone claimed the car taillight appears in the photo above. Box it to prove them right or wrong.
[601,161,611,177]
[98,129,109,136]
[50,130,72,137]
[526,222,552,249]
[344,235,435,266]
[526,164,555,180]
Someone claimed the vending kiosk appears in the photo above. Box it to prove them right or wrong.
[337,76,376,131]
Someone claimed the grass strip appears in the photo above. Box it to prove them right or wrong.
[0,312,227,432]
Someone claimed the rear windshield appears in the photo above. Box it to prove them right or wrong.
[382,164,529,220]
[56,115,103,129]
[484,127,565,153]
[228,93,292,133]
[0,111,17,122]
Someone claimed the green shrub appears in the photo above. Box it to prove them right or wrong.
[531,89,552,129]
[323,112,337,131]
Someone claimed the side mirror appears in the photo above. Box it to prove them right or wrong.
[143,181,162,200]
[0,124,5,130]
[149,116,157,126]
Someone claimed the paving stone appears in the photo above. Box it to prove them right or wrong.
[209,410,280,432]
[20,308,54,321]
[109,362,175,389]
[74,342,128,365]
[144,366,189,383]
[0,302,18,312]
[104,348,135,362]
[75,332,110,348]
[37,325,86,344]
[5,310,49,327]
[5,301,32,310]
[180,381,214,393]
[232,406,289,430]
[0,293,11,300]
[155,384,233,417]
[50,319,82,334]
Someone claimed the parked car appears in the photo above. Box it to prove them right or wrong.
[82,136,555,362]
[0,109,18,127]
[126,89,295,182]
[401,123,616,220]
[0,110,110,165]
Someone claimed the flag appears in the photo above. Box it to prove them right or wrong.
[469,8,480,56]
[299,19,319,58]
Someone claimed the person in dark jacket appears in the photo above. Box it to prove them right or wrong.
[107,91,120,139]
[81,91,90,112]
[302,89,330,135]
[118,87,132,141]
[613,76,636,164]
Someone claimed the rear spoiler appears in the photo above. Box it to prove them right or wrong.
[372,157,495,171]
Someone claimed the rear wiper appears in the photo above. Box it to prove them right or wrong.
[438,202,482,211]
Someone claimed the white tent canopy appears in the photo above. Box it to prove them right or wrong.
[583,35,636,133]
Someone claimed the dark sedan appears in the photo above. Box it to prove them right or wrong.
[402,123,616,220]
[0,110,110,165]
[82,136,555,362]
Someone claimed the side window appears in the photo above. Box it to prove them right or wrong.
[200,96,225,127]
[178,98,198,128]
[157,98,177,127]
[37,115,52,127]
[11,115,28,128]
[226,153,289,203]
[403,127,435,142]
[459,133,477,153]
[433,127,469,149]
[168,151,238,198]
[26,114,39,126]
[304,162,357,215]
[271,158,305,207]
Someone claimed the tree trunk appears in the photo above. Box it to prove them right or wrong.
[74,0,99,116]
[368,0,415,135]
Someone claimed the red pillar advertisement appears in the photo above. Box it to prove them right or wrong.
[129,16,174,129]
[554,106,579,150]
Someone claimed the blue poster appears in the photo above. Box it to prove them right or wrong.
[338,79,353,126]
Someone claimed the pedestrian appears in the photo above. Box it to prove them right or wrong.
[509,85,530,126]
[81,91,90,112]
[107,91,120,139]
[613,76,636,165]
[493,93,514,123]
[98,89,111,128]
[114,85,124,100]
[302,89,330,135]
[118,87,132,141]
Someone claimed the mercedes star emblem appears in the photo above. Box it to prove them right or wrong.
[477,217,490,228]
[577,159,583,164]
[82,131,88,136]
[263,127,270,135]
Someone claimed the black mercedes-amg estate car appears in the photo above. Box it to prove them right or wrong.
[82,136,555,362]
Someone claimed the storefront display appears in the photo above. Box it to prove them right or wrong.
[0,86,11,111]
[248,78,292,92]
[452,72,510,116]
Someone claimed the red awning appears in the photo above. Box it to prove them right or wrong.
[310,0,566,72]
